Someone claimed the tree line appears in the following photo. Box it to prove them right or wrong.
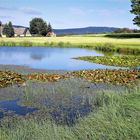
[0,18,53,37]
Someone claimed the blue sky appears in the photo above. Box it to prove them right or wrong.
[0,0,136,29]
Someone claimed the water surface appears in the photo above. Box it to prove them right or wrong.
[0,99,38,118]
[0,47,122,70]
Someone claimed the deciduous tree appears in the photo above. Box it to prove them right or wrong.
[30,18,48,36]
[131,0,140,27]
[3,22,15,37]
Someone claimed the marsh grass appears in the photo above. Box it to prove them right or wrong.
[0,87,140,140]
[75,56,140,67]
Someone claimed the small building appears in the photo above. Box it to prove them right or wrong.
[46,32,56,37]
[14,27,31,37]
[0,25,31,37]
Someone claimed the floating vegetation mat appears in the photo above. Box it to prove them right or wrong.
[27,73,67,82]
[0,69,140,88]
[75,56,140,67]
[69,70,140,86]
[0,70,66,88]
[0,71,26,88]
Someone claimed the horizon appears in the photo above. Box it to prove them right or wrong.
[0,0,138,29]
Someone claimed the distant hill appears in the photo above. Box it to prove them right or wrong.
[13,25,28,28]
[13,25,118,35]
[53,27,118,35]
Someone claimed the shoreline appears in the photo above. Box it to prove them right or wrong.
[0,64,69,74]
[0,36,140,54]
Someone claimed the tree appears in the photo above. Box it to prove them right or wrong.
[114,28,133,33]
[3,24,9,36]
[0,21,2,37]
[30,18,48,36]
[130,0,140,27]
[3,22,15,37]
[47,23,53,33]
[8,22,15,37]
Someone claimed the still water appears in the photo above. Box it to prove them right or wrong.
[0,47,121,70]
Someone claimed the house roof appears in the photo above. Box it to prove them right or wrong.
[1,25,31,35]
[47,32,56,35]
[14,27,30,35]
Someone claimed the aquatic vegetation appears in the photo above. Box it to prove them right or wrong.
[0,69,140,88]
[0,70,68,88]
[69,69,140,86]
[0,88,140,140]
[75,56,140,67]
[0,71,26,88]
[27,73,67,82]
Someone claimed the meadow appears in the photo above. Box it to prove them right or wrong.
[0,34,140,54]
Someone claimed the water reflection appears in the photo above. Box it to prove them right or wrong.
[30,54,45,61]
[0,99,38,117]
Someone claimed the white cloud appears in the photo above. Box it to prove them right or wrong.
[69,8,86,16]
[20,7,42,15]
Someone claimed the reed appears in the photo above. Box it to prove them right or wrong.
[0,88,140,140]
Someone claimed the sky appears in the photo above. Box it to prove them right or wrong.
[0,0,137,29]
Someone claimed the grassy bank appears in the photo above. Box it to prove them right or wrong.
[0,35,140,54]
[0,88,140,140]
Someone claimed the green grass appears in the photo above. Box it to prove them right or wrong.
[0,88,140,140]
[0,34,140,54]
[75,56,140,67]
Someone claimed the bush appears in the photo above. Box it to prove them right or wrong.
[106,33,140,38]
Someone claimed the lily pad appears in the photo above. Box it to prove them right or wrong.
[69,69,140,86]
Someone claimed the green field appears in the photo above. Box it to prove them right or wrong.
[0,34,140,50]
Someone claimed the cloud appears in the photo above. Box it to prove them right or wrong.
[20,7,42,15]
[90,9,126,16]
[0,15,13,19]
[0,6,16,11]
[69,8,86,16]
[69,7,126,17]
[0,6,42,15]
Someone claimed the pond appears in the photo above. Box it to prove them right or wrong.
[0,78,127,125]
[0,47,133,125]
[0,99,38,118]
[0,47,122,70]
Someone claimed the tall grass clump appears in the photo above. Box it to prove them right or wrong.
[19,41,33,47]
[118,48,140,55]
[0,41,16,46]
[94,43,116,52]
